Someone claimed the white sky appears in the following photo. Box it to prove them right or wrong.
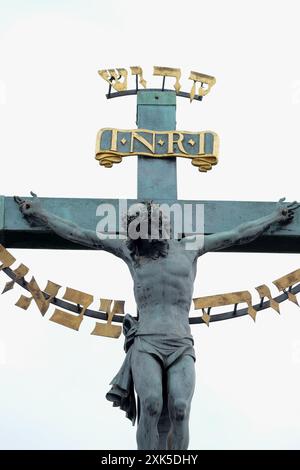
[1,0,300,450]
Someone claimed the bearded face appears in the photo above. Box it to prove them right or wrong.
[125,202,170,260]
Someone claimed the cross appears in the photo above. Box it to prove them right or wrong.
[1,89,299,252]
[1,76,300,451]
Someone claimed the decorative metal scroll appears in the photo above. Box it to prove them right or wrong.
[95,128,219,173]
[98,65,216,102]
[0,244,299,337]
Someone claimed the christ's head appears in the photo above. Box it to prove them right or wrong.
[125,201,170,260]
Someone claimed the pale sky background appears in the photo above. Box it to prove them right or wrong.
[1,0,300,450]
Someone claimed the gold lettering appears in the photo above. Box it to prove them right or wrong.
[111,128,118,152]
[193,290,257,321]
[98,68,128,92]
[112,68,128,92]
[91,299,125,338]
[273,269,300,290]
[273,269,300,306]
[15,278,61,316]
[131,131,155,153]
[50,287,93,331]
[2,263,29,294]
[256,284,280,314]
[130,66,147,88]
[168,132,187,154]
[0,244,16,270]
[189,71,216,102]
[95,128,219,173]
[98,69,110,83]
[198,132,205,155]
[153,66,181,93]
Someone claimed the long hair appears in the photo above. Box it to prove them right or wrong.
[126,201,169,260]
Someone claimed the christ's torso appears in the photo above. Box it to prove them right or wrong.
[127,241,197,336]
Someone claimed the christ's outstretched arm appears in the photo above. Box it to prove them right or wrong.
[185,198,299,256]
[14,192,127,260]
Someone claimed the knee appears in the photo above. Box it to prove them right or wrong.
[143,395,163,418]
[170,399,188,422]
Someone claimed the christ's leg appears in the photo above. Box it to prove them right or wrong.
[167,355,195,450]
[131,350,163,450]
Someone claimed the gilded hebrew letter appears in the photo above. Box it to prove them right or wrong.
[153,66,181,93]
[188,71,216,102]
[273,269,300,306]
[50,287,93,331]
[91,298,125,338]
[130,66,147,88]
[193,290,257,322]
[98,69,110,83]
[0,244,16,270]
[98,68,128,92]
[15,278,61,316]
[2,263,29,294]
[110,68,128,91]
[256,284,280,314]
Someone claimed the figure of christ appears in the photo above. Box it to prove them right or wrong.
[14,194,299,450]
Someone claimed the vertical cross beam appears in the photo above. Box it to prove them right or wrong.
[137,90,177,200]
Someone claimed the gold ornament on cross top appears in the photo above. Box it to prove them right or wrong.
[96,66,219,173]
[98,65,216,103]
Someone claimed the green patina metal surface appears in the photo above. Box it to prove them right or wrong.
[1,90,298,254]
[2,196,300,252]
[137,90,177,200]
[0,196,4,245]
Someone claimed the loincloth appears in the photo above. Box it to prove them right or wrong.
[134,334,195,369]
[105,314,195,425]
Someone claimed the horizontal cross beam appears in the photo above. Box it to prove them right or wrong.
[1,196,299,253]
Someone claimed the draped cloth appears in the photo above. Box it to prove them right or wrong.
[106,314,196,430]
[106,314,138,424]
